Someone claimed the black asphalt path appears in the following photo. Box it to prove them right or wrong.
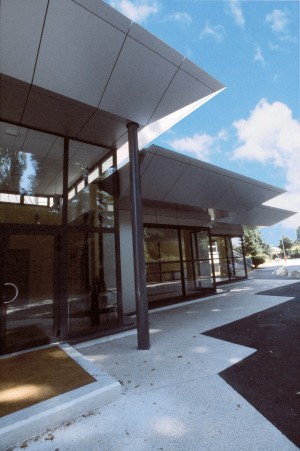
[203,279,300,447]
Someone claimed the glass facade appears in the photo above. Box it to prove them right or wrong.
[0,122,120,354]
[181,230,214,295]
[144,228,183,302]
[144,226,247,305]
[211,236,247,283]
[0,234,54,354]
[68,232,117,337]
[0,120,249,354]
[144,226,215,304]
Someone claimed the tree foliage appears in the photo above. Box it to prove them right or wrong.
[296,226,300,243]
[278,235,293,252]
[242,227,270,257]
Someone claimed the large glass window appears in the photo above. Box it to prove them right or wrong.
[144,228,183,302]
[0,234,54,354]
[68,141,115,228]
[211,236,246,283]
[181,229,214,295]
[67,232,118,337]
[0,123,63,225]
[144,227,215,304]
[0,121,121,354]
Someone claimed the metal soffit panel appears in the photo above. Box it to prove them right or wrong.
[140,146,285,208]
[118,145,294,227]
[0,0,224,151]
[33,0,128,108]
[0,0,48,83]
[219,205,296,227]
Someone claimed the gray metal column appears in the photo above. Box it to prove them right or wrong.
[127,122,150,350]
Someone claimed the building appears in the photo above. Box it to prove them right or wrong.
[0,0,294,354]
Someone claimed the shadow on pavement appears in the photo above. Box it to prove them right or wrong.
[203,281,300,447]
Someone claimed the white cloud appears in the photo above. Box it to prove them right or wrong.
[109,0,158,23]
[266,9,289,33]
[164,12,192,26]
[265,8,296,44]
[199,22,225,43]
[168,131,223,161]
[253,46,265,65]
[231,99,300,228]
[217,128,228,140]
[226,0,245,28]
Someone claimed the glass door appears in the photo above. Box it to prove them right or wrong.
[0,233,55,355]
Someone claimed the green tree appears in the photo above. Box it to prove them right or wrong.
[278,236,293,255]
[296,226,300,243]
[242,227,269,257]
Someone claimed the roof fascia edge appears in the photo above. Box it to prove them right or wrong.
[116,87,226,168]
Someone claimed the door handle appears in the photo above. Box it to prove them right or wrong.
[3,283,19,304]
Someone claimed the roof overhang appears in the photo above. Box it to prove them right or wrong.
[0,0,224,164]
[118,145,296,227]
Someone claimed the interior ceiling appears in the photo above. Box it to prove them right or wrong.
[0,121,108,195]
[118,145,296,227]
[0,0,224,154]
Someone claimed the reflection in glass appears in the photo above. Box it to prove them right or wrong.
[0,122,63,224]
[211,236,247,282]
[2,235,54,354]
[144,228,180,262]
[211,237,229,282]
[68,186,114,228]
[144,228,182,302]
[181,229,213,295]
[68,232,118,336]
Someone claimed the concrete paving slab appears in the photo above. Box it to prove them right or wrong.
[0,344,121,451]
[9,276,299,450]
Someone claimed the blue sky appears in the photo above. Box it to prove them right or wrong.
[108,0,300,246]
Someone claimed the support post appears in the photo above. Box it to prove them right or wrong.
[127,122,150,350]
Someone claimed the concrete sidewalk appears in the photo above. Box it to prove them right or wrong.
[10,275,300,450]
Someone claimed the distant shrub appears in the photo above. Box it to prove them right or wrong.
[251,254,266,268]
[290,249,300,259]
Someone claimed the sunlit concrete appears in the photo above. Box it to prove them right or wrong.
[9,276,299,450]
[0,344,121,450]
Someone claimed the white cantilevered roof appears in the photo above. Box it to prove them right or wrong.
[0,0,224,163]
[118,145,295,227]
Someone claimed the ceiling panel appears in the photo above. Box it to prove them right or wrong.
[163,165,214,205]
[21,129,58,157]
[34,0,127,107]
[0,0,48,83]
[99,35,179,125]
[149,69,214,124]
[22,87,96,138]
[69,140,108,168]
[77,109,128,147]
[0,122,28,152]
[0,76,30,123]
[140,157,184,201]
